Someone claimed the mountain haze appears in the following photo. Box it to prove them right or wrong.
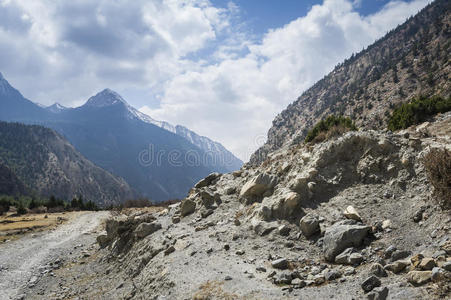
[0,79,242,201]
[0,121,134,206]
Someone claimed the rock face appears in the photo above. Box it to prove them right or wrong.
[323,223,370,261]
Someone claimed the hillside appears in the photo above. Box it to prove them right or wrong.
[0,122,134,206]
[250,0,450,165]
[0,163,28,196]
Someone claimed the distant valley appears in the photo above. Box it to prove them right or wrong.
[0,75,242,203]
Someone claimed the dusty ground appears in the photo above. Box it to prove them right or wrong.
[0,211,109,300]
[0,211,78,243]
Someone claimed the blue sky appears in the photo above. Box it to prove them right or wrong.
[211,0,394,36]
[0,0,430,160]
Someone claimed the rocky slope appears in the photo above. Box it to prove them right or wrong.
[0,121,134,206]
[26,113,451,299]
[250,0,450,165]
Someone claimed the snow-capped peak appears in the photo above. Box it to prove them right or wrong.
[47,102,68,113]
[85,88,127,107]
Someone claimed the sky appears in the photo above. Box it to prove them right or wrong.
[0,0,431,161]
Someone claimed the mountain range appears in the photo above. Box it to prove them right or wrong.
[0,75,242,202]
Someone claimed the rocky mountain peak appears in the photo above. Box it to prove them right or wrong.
[47,102,68,113]
[84,88,127,108]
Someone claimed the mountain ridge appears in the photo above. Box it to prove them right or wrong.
[250,0,450,165]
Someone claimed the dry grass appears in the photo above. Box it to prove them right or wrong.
[0,211,79,242]
[423,148,451,209]
[193,281,238,300]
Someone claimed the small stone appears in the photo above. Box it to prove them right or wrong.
[410,253,424,269]
[291,278,306,288]
[256,266,267,272]
[225,276,233,281]
[164,246,175,256]
[325,270,342,281]
[366,286,389,300]
[431,267,445,282]
[419,258,436,270]
[361,276,381,293]
[391,250,411,261]
[235,250,245,255]
[271,258,288,270]
[172,216,181,224]
[384,245,396,259]
[273,271,292,284]
[370,263,387,277]
[206,248,213,254]
[442,261,451,271]
[343,205,362,222]
[407,271,432,286]
[381,220,392,230]
[278,225,291,236]
[224,244,230,251]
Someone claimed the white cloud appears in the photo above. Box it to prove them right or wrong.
[142,0,430,160]
[0,0,430,161]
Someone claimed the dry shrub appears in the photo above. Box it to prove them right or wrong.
[193,281,237,300]
[423,148,451,208]
[311,124,350,144]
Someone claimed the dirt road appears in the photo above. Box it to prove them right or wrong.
[0,211,109,300]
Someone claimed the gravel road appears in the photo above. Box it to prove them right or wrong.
[0,211,109,300]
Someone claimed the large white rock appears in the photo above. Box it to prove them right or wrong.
[240,173,278,199]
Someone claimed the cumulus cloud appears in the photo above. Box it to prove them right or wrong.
[142,0,430,160]
[0,0,430,160]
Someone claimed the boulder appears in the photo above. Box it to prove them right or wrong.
[180,199,196,216]
[384,260,410,274]
[407,271,432,286]
[335,248,363,265]
[200,190,215,207]
[240,173,278,201]
[419,258,436,270]
[195,173,221,188]
[251,219,278,236]
[271,258,288,270]
[323,223,370,261]
[343,205,362,222]
[391,250,411,261]
[299,214,320,238]
[367,286,389,300]
[361,276,381,293]
[134,222,162,239]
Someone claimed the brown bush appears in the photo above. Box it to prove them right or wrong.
[423,148,451,208]
[310,124,350,144]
